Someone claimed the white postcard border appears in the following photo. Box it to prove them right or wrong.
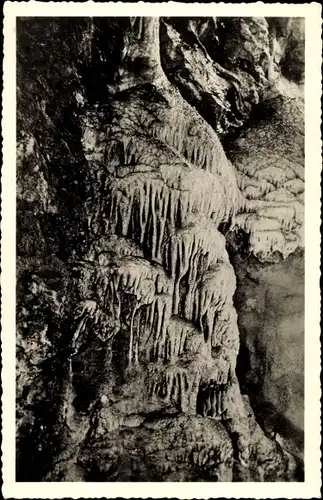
[2,2,322,498]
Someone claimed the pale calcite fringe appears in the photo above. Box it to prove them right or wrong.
[77,114,250,458]
[73,21,281,462]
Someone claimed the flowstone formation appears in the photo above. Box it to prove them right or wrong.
[16,17,304,482]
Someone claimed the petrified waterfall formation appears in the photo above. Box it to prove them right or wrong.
[17,17,304,481]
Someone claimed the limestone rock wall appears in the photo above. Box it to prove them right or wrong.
[16,16,304,482]
[229,244,304,462]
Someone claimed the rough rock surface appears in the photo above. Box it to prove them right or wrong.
[16,17,304,482]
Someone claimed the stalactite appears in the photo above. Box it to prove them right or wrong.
[152,294,173,360]
[111,256,174,303]
[164,366,196,412]
[128,304,139,370]
[232,195,303,259]
[192,263,236,332]
[199,385,226,419]
[166,215,229,318]
[211,306,240,357]
[100,164,241,262]
[150,110,237,189]
[165,317,205,361]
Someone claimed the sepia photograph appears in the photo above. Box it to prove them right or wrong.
[1,2,321,498]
